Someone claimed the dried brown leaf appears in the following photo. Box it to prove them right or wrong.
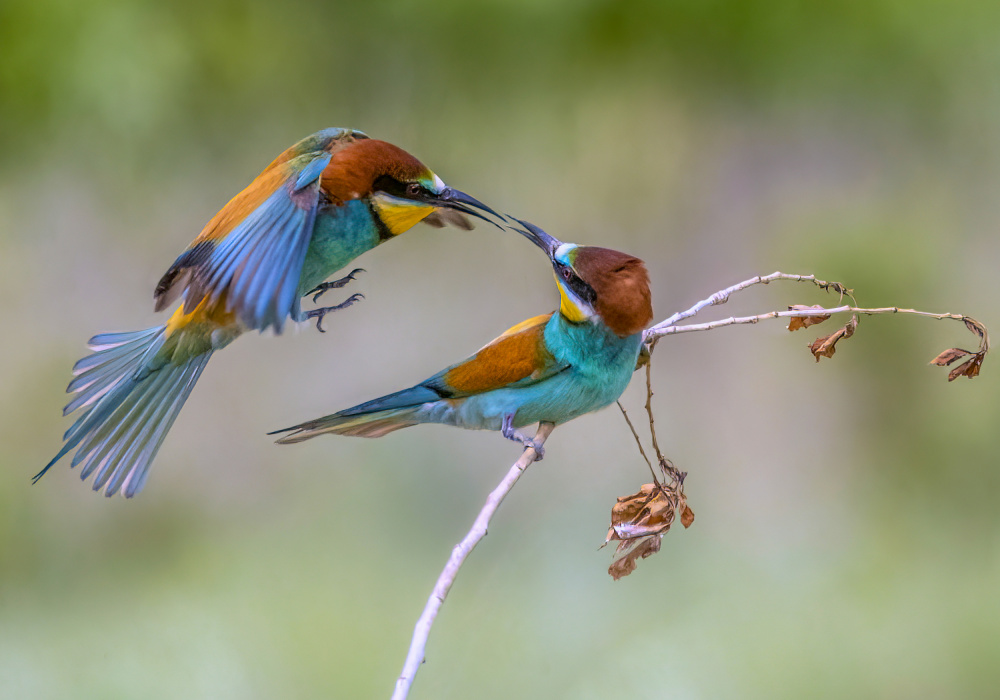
[964,318,986,339]
[809,328,845,361]
[808,315,857,362]
[787,305,831,332]
[681,505,695,528]
[930,348,972,367]
[843,315,858,338]
[948,353,984,381]
[608,536,662,581]
[606,462,693,579]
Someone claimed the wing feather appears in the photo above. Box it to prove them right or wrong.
[153,131,369,333]
[433,313,565,397]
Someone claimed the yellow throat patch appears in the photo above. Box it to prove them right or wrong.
[374,196,435,235]
[556,273,588,323]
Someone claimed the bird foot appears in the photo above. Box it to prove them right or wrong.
[306,293,364,333]
[308,268,365,303]
[501,414,544,460]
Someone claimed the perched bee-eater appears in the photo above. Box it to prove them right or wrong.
[40,128,499,497]
[272,221,653,453]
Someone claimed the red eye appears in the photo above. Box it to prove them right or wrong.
[406,183,421,197]
[561,267,573,281]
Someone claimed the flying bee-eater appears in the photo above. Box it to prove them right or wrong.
[272,220,653,454]
[40,127,500,497]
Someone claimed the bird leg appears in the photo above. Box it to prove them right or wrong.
[501,413,544,460]
[308,268,365,303]
[305,293,364,333]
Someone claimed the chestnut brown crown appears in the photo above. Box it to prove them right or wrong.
[321,139,432,204]
[573,246,653,337]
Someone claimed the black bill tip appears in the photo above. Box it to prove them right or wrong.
[509,218,562,257]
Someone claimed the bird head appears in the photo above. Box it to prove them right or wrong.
[513,220,653,337]
[321,138,500,235]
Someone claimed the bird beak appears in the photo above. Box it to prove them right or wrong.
[432,188,504,228]
[510,218,562,258]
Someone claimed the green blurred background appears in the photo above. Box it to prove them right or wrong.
[2,1,999,697]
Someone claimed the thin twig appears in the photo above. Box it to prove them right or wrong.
[643,360,666,464]
[645,271,851,337]
[646,304,989,352]
[392,422,556,700]
[617,401,658,483]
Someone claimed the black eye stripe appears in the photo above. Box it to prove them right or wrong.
[554,262,597,305]
[372,175,407,197]
[373,175,427,199]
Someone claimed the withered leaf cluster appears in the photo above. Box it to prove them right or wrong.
[786,305,859,362]
[788,301,990,379]
[930,347,985,380]
[930,317,988,381]
[605,461,693,581]
[787,304,859,362]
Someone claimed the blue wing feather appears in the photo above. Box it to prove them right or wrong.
[188,151,331,333]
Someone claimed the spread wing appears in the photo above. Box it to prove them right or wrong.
[154,129,365,333]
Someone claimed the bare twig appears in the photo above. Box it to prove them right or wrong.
[646,304,989,348]
[618,353,677,487]
[393,422,555,700]
[642,270,988,359]
[645,271,853,340]
[617,401,657,483]
[643,360,666,463]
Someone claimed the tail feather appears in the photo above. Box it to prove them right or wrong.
[272,408,420,444]
[336,385,444,417]
[63,340,157,415]
[272,381,448,444]
[71,329,160,377]
[81,367,176,487]
[116,357,207,498]
[119,363,204,497]
[38,326,211,497]
[86,330,161,352]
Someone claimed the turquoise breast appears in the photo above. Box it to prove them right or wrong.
[298,199,383,296]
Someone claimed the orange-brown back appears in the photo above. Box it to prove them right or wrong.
[444,314,555,394]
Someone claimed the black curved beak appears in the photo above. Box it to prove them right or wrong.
[509,218,562,258]
[432,188,504,228]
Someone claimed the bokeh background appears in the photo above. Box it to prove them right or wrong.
[2,1,999,697]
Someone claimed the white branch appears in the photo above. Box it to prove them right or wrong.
[644,271,827,338]
[646,304,984,341]
[392,422,555,700]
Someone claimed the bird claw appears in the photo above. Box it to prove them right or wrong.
[308,268,365,303]
[501,414,544,460]
[306,293,364,333]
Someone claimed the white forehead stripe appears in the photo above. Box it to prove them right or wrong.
[431,174,446,194]
[554,243,576,264]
